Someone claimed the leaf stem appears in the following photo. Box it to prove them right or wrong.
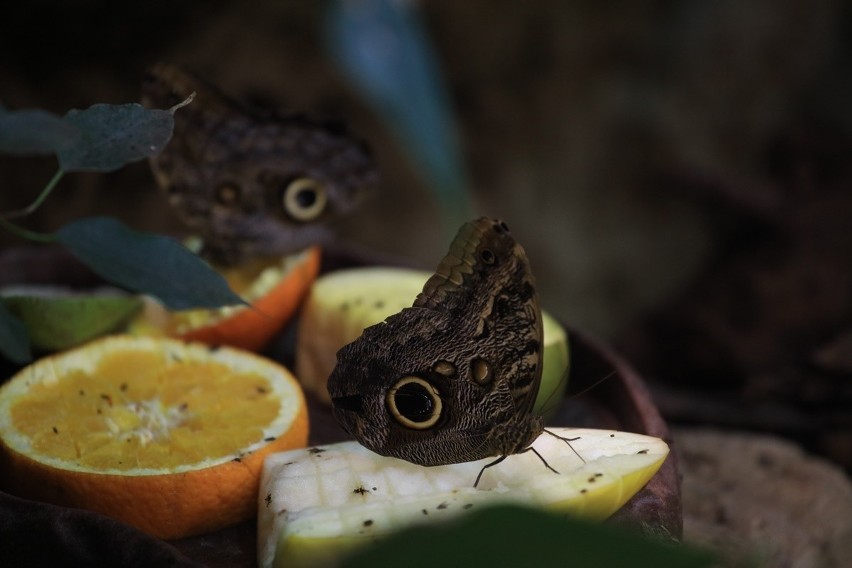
[1,168,66,220]
[0,216,56,243]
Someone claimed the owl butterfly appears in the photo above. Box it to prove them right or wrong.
[141,63,378,265]
[328,217,575,486]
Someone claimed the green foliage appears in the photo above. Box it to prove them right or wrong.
[55,217,245,311]
[0,96,241,364]
[342,504,715,568]
[59,103,175,172]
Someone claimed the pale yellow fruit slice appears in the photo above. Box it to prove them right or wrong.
[258,427,669,568]
[295,267,569,410]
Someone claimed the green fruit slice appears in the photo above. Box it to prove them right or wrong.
[295,267,569,407]
[258,427,669,568]
[1,287,143,352]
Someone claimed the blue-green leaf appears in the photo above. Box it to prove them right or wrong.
[0,107,79,155]
[326,0,471,230]
[58,103,175,172]
[55,217,244,311]
[0,301,32,364]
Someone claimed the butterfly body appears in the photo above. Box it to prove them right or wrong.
[328,218,544,466]
[141,63,377,265]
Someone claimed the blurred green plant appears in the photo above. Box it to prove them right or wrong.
[342,504,715,568]
[0,98,244,364]
[326,0,472,234]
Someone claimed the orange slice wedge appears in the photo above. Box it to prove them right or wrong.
[133,246,321,352]
[0,335,309,539]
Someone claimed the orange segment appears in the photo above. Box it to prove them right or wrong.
[133,246,321,352]
[0,335,309,539]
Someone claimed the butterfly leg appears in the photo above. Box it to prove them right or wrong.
[543,428,585,463]
[474,455,508,488]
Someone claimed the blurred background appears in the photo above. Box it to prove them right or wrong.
[1,0,850,475]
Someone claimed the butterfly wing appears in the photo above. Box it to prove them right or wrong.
[328,217,544,465]
[141,63,377,264]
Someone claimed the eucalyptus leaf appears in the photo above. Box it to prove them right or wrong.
[58,103,175,172]
[0,107,80,155]
[2,293,144,352]
[0,301,32,364]
[55,217,245,310]
[326,0,470,230]
[342,504,714,568]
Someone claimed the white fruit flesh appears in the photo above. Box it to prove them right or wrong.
[258,427,668,568]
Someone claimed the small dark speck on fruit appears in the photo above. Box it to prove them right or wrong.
[463,504,474,510]
[422,509,428,515]
[354,487,369,495]
[580,489,588,494]
[437,502,448,510]
[120,383,128,392]
[374,301,385,309]
[363,519,374,527]
[233,457,242,463]
[265,494,272,507]
[52,426,58,434]
[594,473,603,477]
[609,434,615,438]
[256,386,269,394]
[372,487,377,491]
[179,403,189,411]
[588,476,597,483]
[79,390,85,396]
[264,437,276,442]
[308,447,325,454]
[100,394,113,406]
[637,449,649,454]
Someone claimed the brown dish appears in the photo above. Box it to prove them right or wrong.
[0,243,681,566]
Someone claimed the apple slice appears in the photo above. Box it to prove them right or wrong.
[295,267,570,411]
[258,427,669,568]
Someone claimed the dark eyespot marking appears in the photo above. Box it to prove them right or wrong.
[479,248,496,265]
[471,357,493,385]
[386,376,442,429]
[432,360,457,377]
[282,177,328,222]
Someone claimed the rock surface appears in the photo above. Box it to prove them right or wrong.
[677,428,852,568]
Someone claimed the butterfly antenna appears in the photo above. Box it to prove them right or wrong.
[566,370,616,401]
[543,428,586,464]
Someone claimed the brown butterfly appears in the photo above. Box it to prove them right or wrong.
[328,217,572,486]
[141,63,378,265]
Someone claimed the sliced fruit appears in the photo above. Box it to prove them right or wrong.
[1,286,143,352]
[132,246,321,352]
[295,267,570,407]
[0,335,309,539]
[258,427,668,568]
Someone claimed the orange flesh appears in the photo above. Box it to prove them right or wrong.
[11,351,279,471]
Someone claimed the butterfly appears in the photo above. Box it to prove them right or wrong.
[141,63,378,265]
[328,217,573,486]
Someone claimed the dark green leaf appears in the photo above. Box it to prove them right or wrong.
[0,107,80,155]
[0,301,32,364]
[2,293,144,352]
[55,217,244,310]
[342,505,715,568]
[59,103,174,172]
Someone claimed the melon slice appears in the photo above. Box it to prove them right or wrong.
[258,427,669,568]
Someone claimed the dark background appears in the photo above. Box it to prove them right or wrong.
[1,0,851,471]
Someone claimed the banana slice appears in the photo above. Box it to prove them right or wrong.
[258,427,669,568]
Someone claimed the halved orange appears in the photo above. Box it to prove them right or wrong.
[133,246,321,352]
[0,335,309,539]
